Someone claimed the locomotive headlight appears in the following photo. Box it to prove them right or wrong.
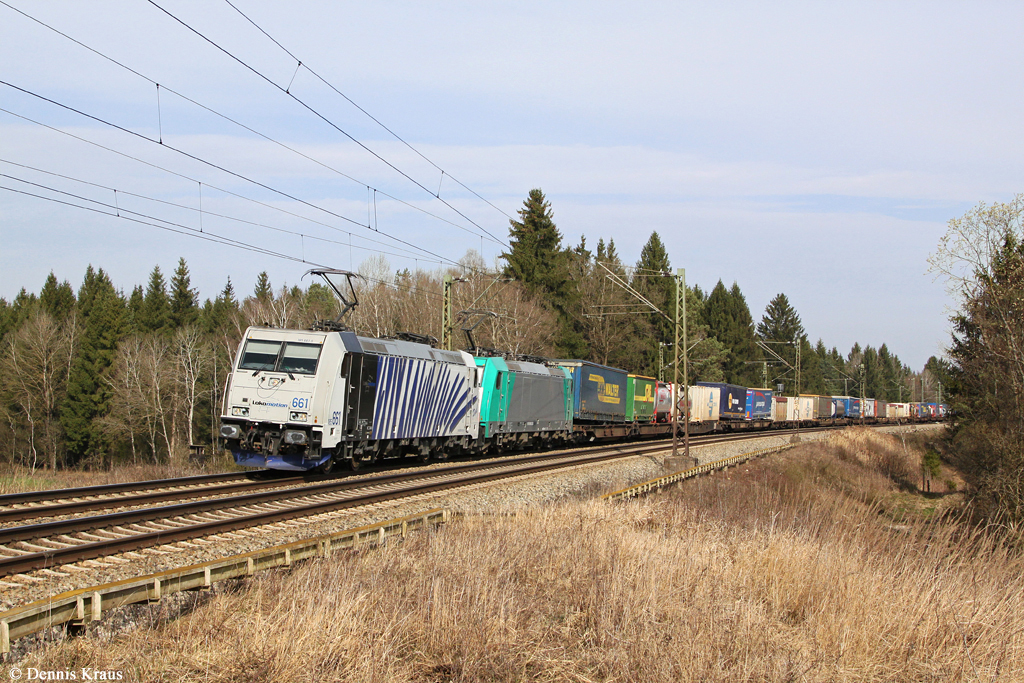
[290,411,308,422]
[231,406,249,417]
[220,424,242,439]
[282,429,308,445]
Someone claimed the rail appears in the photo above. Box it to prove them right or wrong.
[603,444,793,501]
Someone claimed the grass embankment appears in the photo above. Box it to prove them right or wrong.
[16,428,1024,681]
[0,458,240,495]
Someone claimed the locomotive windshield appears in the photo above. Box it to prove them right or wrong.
[239,339,281,371]
[280,342,321,374]
[239,339,323,375]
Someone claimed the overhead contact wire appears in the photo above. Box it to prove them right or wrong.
[146,0,506,245]
[0,0,501,247]
[222,0,515,224]
[0,80,466,270]
[0,107,428,262]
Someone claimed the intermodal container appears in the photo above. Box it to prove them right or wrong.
[795,395,816,420]
[849,398,861,419]
[832,396,851,418]
[626,375,657,422]
[773,396,797,422]
[862,399,876,418]
[655,382,673,422]
[555,360,628,423]
[697,382,746,420]
[685,384,721,422]
[876,400,887,419]
[746,388,773,420]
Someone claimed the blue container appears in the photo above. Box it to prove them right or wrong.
[849,398,861,418]
[832,396,852,418]
[555,360,628,423]
[745,388,773,420]
[697,382,747,420]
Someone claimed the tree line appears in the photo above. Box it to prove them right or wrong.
[930,195,1024,523]
[0,188,933,471]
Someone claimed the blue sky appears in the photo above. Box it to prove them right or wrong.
[3,1,1023,368]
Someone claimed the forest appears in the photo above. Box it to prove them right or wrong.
[0,188,939,471]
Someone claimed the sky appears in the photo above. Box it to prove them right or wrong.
[3,1,1023,369]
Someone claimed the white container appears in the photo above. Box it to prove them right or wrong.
[795,396,816,421]
[684,385,720,422]
[862,398,876,418]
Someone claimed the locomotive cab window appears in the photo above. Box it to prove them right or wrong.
[280,342,322,375]
[239,339,281,371]
[238,339,322,375]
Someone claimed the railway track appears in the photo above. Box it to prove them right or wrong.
[0,428,814,527]
[0,425,860,584]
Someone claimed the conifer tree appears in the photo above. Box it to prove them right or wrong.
[756,293,806,391]
[62,267,125,464]
[502,189,567,295]
[502,189,583,357]
[126,285,145,333]
[631,231,674,376]
[254,272,273,302]
[705,280,761,385]
[39,273,76,321]
[169,258,198,328]
[142,265,169,333]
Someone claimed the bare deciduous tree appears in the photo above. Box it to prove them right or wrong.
[2,310,71,470]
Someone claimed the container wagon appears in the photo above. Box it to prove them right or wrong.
[773,396,796,422]
[832,396,851,418]
[862,398,876,419]
[697,382,747,420]
[555,360,628,423]
[795,395,816,421]
[626,375,657,423]
[686,384,721,422]
[746,388,774,421]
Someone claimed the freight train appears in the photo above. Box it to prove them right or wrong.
[219,323,945,473]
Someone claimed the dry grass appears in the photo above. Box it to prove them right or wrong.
[0,457,240,495]
[14,429,1024,681]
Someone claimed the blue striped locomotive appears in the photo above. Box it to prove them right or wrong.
[220,327,479,471]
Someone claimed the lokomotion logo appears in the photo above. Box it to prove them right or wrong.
[252,400,288,408]
[588,374,621,404]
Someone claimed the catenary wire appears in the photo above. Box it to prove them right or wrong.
[144,0,507,246]
[0,80,473,272]
[0,179,453,303]
[221,0,515,224]
[0,0,503,248]
[0,158,429,263]
[0,106,447,264]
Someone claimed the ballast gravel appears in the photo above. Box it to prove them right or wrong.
[0,424,939,617]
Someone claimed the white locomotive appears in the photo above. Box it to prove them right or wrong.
[219,270,481,471]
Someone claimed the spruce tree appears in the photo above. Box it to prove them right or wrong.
[142,265,169,333]
[704,280,761,386]
[39,273,76,321]
[756,293,806,391]
[254,272,273,302]
[169,258,199,328]
[0,298,10,343]
[62,267,125,464]
[502,189,567,295]
[501,189,583,357]
[126,285,145,333]
[632,231,674,376]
